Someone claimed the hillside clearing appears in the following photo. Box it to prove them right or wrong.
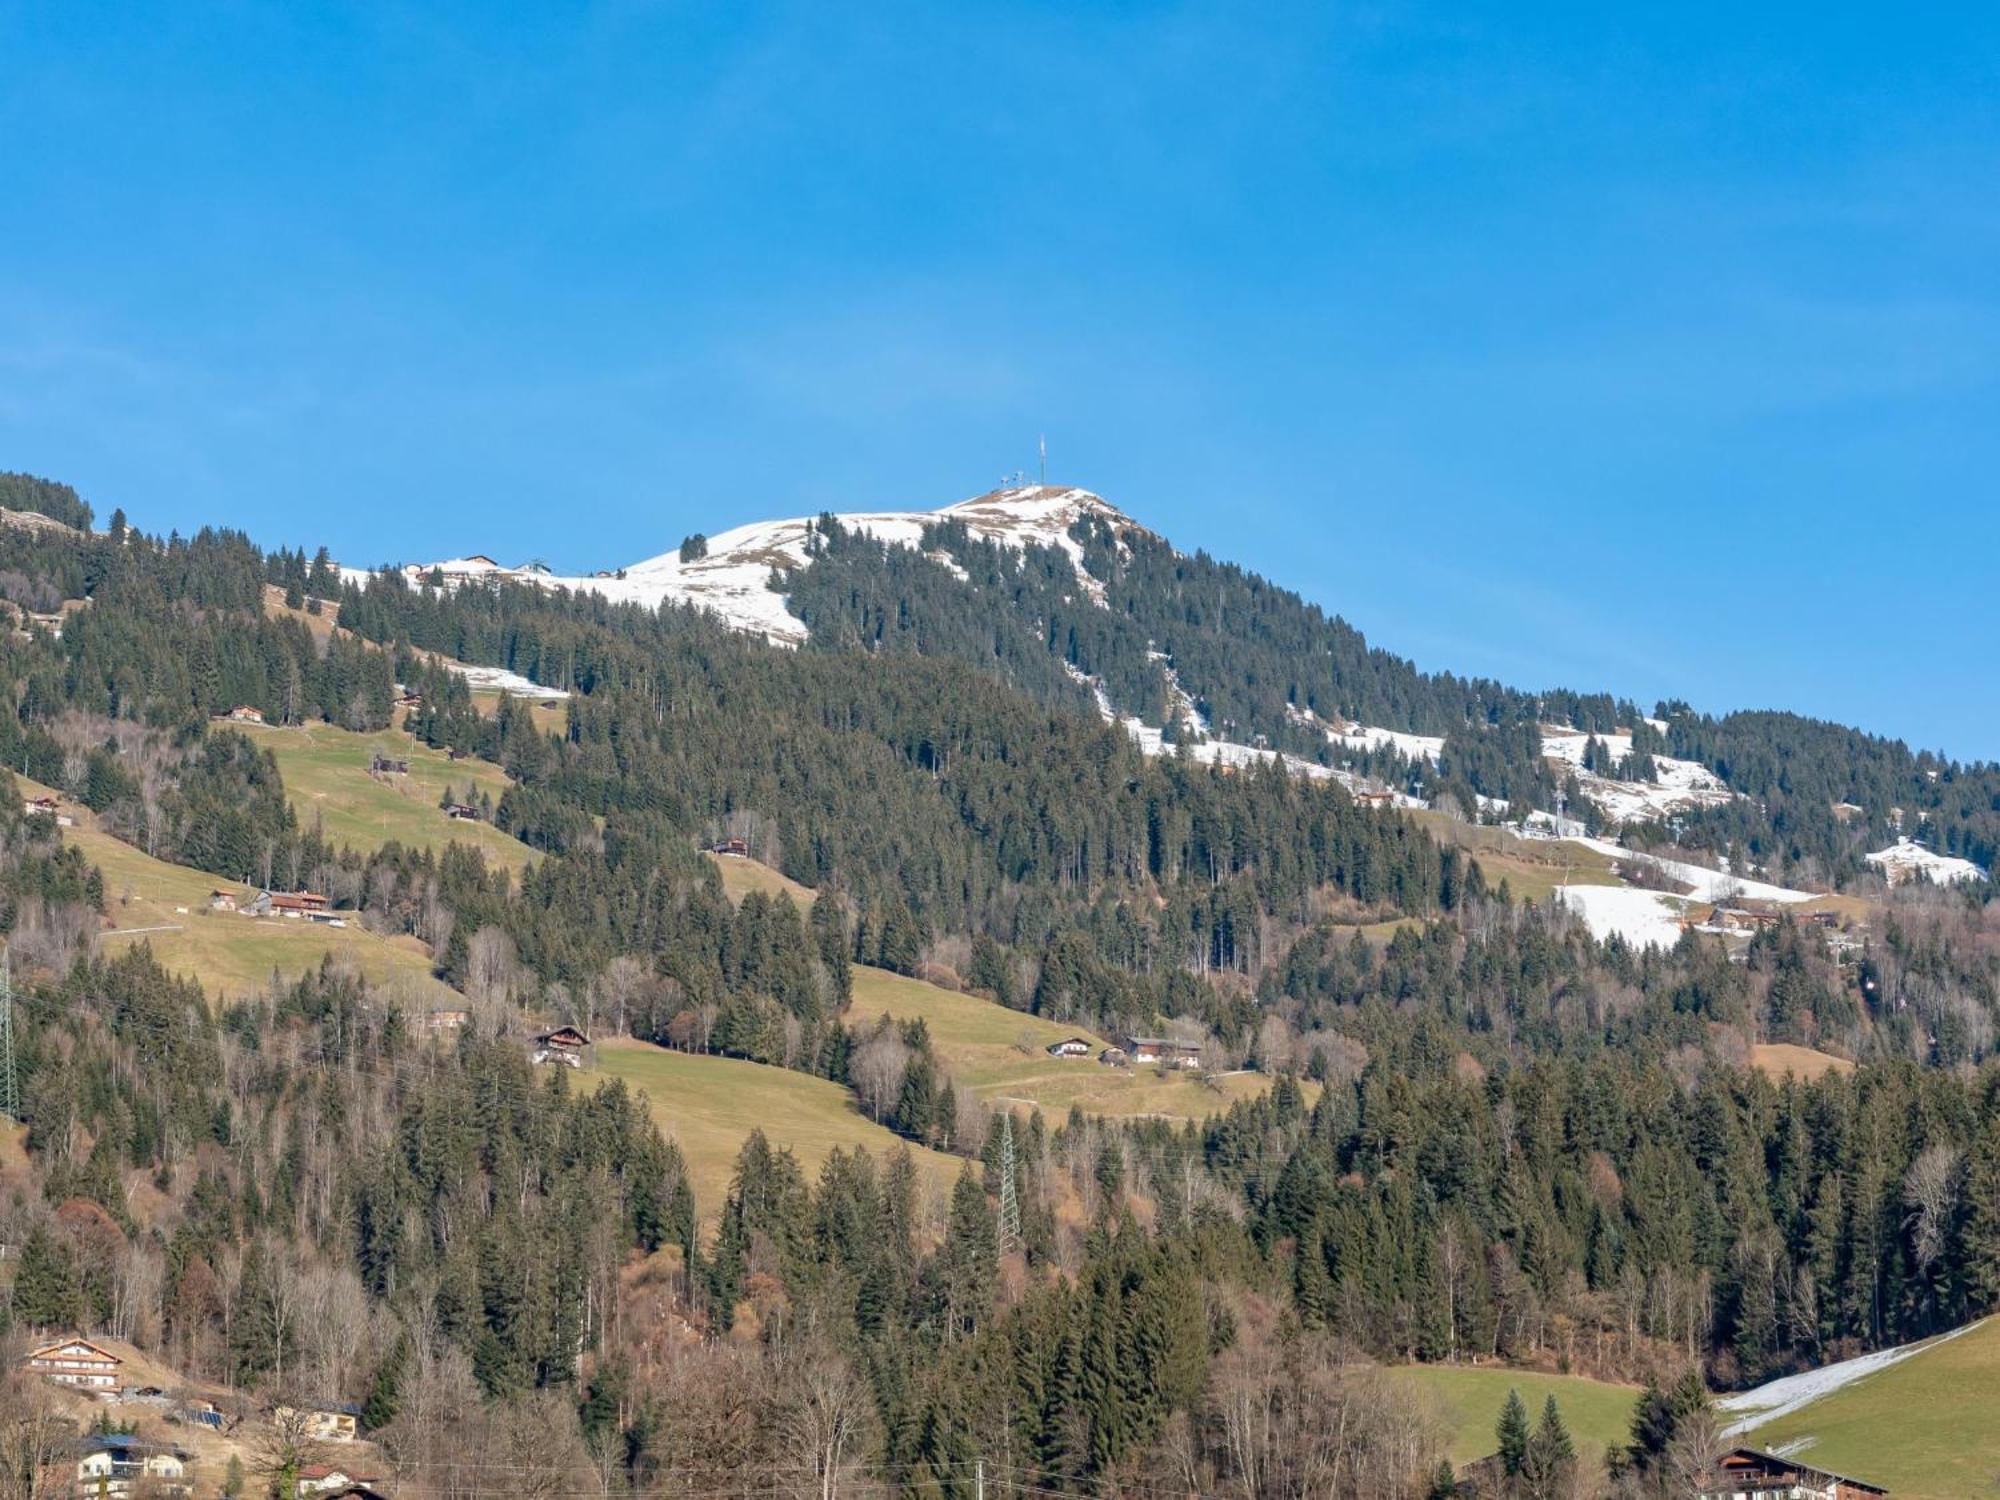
[706,851,817,905]
[589,1038,965,1228]
[1751,1043,1855,1083]
[22,777,458,1006]
[1388,1364,1640,1472]
[845,966,1297,1123]
[228,719,533,875]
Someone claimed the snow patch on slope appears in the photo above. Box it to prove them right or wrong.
[1866,837,1988,886]
[1718,1321,1983,1435]
[1555,885,1692,950]
[1540,728,1736,825]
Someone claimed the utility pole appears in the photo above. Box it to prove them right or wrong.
[0,946,19,1122]
[975,1458,984,1500]
[997,1111,1021,1252]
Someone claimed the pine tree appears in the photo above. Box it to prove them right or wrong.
[1520,1395,1576,1498]
[1496,1387,1531,1476]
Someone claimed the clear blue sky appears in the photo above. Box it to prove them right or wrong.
[3,4,1996,756]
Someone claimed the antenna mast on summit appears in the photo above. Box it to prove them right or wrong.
[1038,434,1046,486]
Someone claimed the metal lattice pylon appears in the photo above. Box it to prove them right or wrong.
[997,1110,1021,1250]
[0,946,18,1121]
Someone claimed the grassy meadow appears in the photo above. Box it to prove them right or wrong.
[589,1038,966,1227]
[1388,1363,1641,1472]
[1733,1318,2000,1500]
[230,719,534,875]
[21,776,458,1006]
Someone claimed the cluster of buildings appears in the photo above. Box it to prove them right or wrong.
[208,888,347,927]
[24,1339,384,1499]
[1045,1033,1205,1070]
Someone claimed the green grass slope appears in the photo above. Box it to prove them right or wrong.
[230,719,534,875]
[22,776,459,1006]
[1389,1364,1640,1473]
[845,966,1293,1124]
[589,1038,966,1227]
[1731,1317,1999,1500]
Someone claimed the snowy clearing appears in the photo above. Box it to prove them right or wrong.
[1718,1321,1983,1435]
[1540,727,1735,825]
[1555,885,1692,950]
[1866,837,1988,886]
[1326,724,1446,763]
[442,663,571,700]
[1568,837,1814,905]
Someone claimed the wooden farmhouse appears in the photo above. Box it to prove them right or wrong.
[222,705,266,724]
[208,888,241,913]
[269,891,342,925]
[1121,1035,1204,1070]
[23,1335,122,1389]
[22,794,72,827]
[1697,1447,1887,1499]
[369,752,410,775]
[442,802,480,822]
[710,836,750,857]
[1046,1036,1094,1058]
[531,1026,591,1068]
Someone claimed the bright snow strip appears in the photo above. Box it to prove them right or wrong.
[444,664,570,700]
[1569,837,1814,904]
[1718,1321,1982,1435]
[1326,725,1445,763]
[1866,837,1988,886]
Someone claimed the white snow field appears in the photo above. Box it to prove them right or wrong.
[1866,836,1988,886]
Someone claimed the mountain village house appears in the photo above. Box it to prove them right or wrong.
[442,802,480,822]
[73,1434,190,1499]
[1697,1447,1887,1500]
[21,794,72,827]
[221,705,265,724]
[368,752,410,775]
[531,1026,590,1067]
[272,1400,363,1443]
[1046,1037,1094,1058]
[710,837,750,857]
[24,1336,122,1389]
[1120,1035,1205,1070]
[297,1464,383,1498]
[270,891,342,924]
[425,1008,470,1034]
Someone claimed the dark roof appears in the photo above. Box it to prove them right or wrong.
[1711,1448,1887,1495]
[77,1434,187,1460]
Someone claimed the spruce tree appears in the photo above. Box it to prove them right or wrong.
[1496,1387,1530,1476]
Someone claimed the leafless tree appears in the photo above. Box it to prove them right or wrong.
[773,1339,877,1500]
[1905,1142,1963,1275]
[464,926,520,1007]
[850,1026,911,1123]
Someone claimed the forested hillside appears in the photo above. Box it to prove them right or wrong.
[0,477,1988,1499]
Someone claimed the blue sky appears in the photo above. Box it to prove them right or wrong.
[3,3,1996,756]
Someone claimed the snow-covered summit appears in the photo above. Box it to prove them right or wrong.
[348,485,1140,646]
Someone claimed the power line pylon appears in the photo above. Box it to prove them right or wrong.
[0,946,19,1122]
[997,1110,1021,1251]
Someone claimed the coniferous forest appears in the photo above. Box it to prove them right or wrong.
[0,473,1990,1499]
